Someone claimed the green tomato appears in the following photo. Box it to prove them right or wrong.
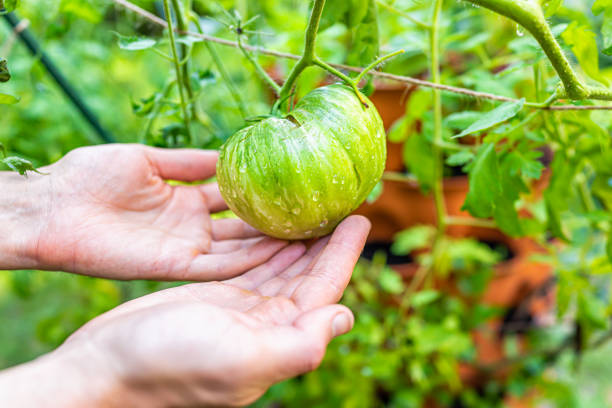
[216,84,386,239]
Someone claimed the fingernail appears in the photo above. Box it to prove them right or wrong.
[331,312,353,337]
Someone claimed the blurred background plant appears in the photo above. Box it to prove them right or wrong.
[1,0,612,406]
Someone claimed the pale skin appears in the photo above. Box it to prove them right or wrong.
[0,144,371,407]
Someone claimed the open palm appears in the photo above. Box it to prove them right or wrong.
[60,216,370,407]
[32,144,288,280]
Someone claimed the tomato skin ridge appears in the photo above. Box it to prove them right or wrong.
[217,84,386,240]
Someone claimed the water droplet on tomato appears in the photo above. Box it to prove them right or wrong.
[239,165,247,173]
[319,219,328,228]
[291,207,301,215]
[312,191,320,201]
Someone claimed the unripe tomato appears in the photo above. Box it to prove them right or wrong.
[217,84,386,239]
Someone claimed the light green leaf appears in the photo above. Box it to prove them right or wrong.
[444,111,483,130]
[453,99,524,139]
[462,144,499,218]
[593,0,612,55]
[542,0,563,17]
[2,156,42,176]
[347,0,379,68]
[378,267,404,294]
[446,150,475,167]
[0,93,20,104]
[60,0,102,23]
[411,290,440,308]
[392,225,436,255]
[115,33,157,51]
[561,22,609,85]
[366,180,383,203]
[0,0,19,14]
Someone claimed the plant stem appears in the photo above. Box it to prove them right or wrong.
[354,49,405,84]
[446,216,497,228]
[237,34,281,96]
[464,0,612,102]
[375,0,431,29]
[430,0,446,236]
[277,0,326,110]
[139,79,176,143]
[163,0,192,141]
[170,0,198,119]
[312,57,368,106]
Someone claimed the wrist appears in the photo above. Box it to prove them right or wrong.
[0,171,49,270]
[0,342,122,408]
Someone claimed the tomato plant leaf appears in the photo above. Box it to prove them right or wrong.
[2,156,42,176]
[607,229,612,263]
[453,99,524,139]
[403,131,435,193]
[0,59,10,82]
[561,22,610,85]
[392,225,436,255]
[462,144,499,218]
[319,0,349,31]
[0,93,20,104]
[0,0,19,14]
[593,0,612,55]
[542,0,563,17]
[446,150,475,167]
[444,111,483,130]
[115,32,157,51]
[378,267,404,294]
[347,0,379,68]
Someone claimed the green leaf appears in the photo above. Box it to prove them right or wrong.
[607,230,612,263]
[2,156,42,176]
[190,69,216,93]
[446,150,475,167]
[444,111,483,130]
[60,0,102,23]
[319,0,349,31]
[0,142,6,157]
[366,180,383,203]
[453,99,525,139]
[462,144,523,236]
[115,33,157,51]
[0,93,20,104]
[0,58,10,82]
[561,22,609,85]
[542,0,563,17]
[0,0,19,14]
[577,291,609,330]
[403,131,435,193]
[411,290,440,308]
[378,267,404,294]
[593,0,612,55]
[347,0,379,68]
[392,225,436,255]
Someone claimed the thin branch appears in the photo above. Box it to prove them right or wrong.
[112,0,612,111]
[375,0,430,29]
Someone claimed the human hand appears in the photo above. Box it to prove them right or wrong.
[6,144,289,280]
[0,216,370,407]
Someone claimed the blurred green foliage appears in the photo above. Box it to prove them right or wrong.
[1,0,612,407]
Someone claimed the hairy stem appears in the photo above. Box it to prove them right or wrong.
[163,0,192,141]
[464,0,612,101]
[354,49,405,84]
[431,0,446,236]
[237,34,281,96]
[170,0,198,119]
[277,0,326,110]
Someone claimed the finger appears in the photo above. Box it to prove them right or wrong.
[200,182,228,213]
[289,215,370,310]
[212,218,262,241]
[255,237,330,297]
[144,147,219,181]
[187,237,289,280]
[210,237,264,254]
[257,305,354,382]
[226,243,306,290]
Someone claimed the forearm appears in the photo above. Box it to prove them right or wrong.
[0,171,48,269]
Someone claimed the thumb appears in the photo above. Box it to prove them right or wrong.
[261,305,354,382]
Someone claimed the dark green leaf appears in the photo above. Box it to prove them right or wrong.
[0,142,5,157]
[0,59,10,82]
[115,32,157,51]
[403,131,435,193]
[0,93,20,104]
[347,0,379,68]
[190,69,216,93]
[132,94,158,116]
[462,144,499,218]
[454,99,524,139]
[607,229,612,263]
[319,0,349,31]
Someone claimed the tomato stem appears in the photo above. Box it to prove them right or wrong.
[354,50,405,84]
